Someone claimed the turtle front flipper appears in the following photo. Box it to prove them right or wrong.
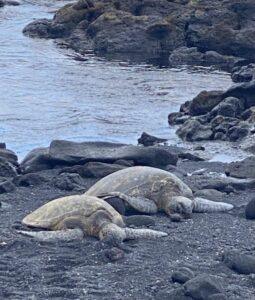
[99,192,158,214]
[99,223,167,247]
[193,197,234,213]
[17,228,84,242]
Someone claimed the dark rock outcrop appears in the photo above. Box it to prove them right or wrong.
[49,140,178,167]
[21,140,178,173]
[186,0,255,62]
[23,0,189,60]
[169,80,255,142]
[22,0,255,67]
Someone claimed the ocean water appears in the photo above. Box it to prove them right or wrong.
[0,0,232,158]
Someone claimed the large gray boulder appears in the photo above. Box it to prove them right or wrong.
[20,147,51,174]
[176,119,213,142]
[0,148,18,166]
[21,141,178,173]
[23,19,67,39]
[210,97,245,119]
[48,140,178,167]
[223,80,255,109]
[225,157,255,179]
[189,90,224,116]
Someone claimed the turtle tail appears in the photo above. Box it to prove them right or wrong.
[193,197,234,213]
[17,229,84,242]
[124,227,168,240]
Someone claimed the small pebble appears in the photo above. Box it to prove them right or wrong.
[194,146,205,151]
[104,247,125,262]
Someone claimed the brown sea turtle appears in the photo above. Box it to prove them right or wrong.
[86,166,234,219]
[19,194,167,243]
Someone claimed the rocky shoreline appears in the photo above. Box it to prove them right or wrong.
[168,68,255,144]
[0,140,255,299]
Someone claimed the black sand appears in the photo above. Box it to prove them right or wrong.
[0,161,254,299]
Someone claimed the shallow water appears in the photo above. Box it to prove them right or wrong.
[0,0,232,159]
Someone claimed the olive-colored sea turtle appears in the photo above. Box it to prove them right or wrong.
[86,166,234,219]
[19,194,167,243]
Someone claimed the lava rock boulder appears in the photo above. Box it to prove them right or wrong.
[222,250,255,275]
[183,275,223,300]
[245,198,255,220]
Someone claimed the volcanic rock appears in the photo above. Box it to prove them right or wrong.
[223,251,255,275]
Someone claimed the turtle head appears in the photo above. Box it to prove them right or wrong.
[165,196,194,219]
[99,223,126,246]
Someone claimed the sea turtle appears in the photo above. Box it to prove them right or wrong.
[85,166,234,219]
[19,194,167,243]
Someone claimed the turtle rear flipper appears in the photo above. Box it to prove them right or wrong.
[99,192,158,214]
[17,228,84,242]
